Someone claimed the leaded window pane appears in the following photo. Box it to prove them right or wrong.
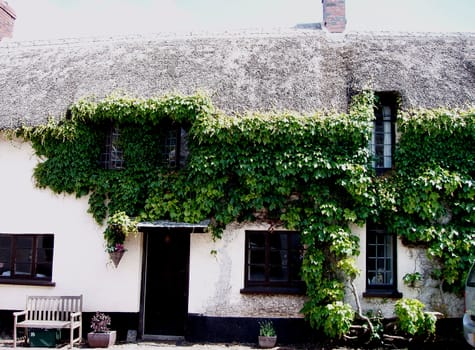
[101,125,124,169]
[162,127,189,169]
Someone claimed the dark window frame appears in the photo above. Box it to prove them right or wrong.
[363,222,401,298]
[100,124,124,170]
[371,92,398,176]
[241,230,305,295]
[161,124,189,170]
[0,234,55,286]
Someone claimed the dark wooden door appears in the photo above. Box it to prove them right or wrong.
[143,231,190,337]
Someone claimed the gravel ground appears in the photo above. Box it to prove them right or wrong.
[0,340,361,350]
[2,337,471,350]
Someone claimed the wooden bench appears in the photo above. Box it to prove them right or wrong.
[13,295,83,348]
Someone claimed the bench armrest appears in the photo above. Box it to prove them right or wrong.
[70,311,82,320]
[13,310,27,324]
[13,311,27,317]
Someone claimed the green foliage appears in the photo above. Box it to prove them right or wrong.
[381,107,475,293]
[403,272,422,287]
[15,89,475,339]
[394,298,436,336]
[103,211,139,252]
[304,301,354,339]
[258,320,276,337]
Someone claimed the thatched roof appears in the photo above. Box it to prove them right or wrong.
[0,30,474,129]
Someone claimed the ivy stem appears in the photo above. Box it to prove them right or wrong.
[349,280,374,335]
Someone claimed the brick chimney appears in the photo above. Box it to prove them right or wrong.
[0,0,16,40]
[322,0,346,33]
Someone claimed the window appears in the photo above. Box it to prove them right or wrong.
[0,234,54,286]
[162,126,189,169]
[100,125,124,169]
[364,222,401,298]
[242,230,304,294]
[370,92,398,175]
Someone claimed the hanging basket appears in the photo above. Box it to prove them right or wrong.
[109,250,125,268]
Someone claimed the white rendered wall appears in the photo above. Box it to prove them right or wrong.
[0,136,142,312]
[349,224,463,318]
[189,222,306,318]
[189,221,463,319]
[1,136,462,318]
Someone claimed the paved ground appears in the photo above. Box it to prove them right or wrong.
[0,340,354,350]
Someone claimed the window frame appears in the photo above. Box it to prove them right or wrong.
[161,124,189,170]
[100,124,124,170]
[371,92,398,175]
[241,230,305,295]
[363,222,401,298]
[0,233,55,286]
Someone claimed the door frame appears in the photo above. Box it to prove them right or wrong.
[138,228,191,341]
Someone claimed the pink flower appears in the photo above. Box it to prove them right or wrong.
[114,243,125,252]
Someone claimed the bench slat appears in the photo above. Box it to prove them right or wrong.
[13,295,83,349]
[16,320,71,329]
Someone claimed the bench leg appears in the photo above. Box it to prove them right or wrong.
[13,327,27,348]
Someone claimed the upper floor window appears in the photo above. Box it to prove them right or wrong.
[370,92,398,175]
[242,230,304,294]
[0,234,55,286]
[100,125,124,170]
[162,126,189,169]
[364,222,401,298]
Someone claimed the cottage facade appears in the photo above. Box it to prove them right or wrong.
[0,29,474,343]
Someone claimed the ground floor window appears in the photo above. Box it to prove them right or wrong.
[364,222,401,298]
[0,234,54,285]
[241,230,304,294]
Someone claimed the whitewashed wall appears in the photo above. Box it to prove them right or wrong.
[189,222,464,320]
[349,224,463,318]
[1,136,463,319]
[0,136,143,312]
[189,222,306,318]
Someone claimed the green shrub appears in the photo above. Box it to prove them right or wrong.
[395,298,436,336]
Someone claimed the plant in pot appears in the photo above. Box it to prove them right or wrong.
[403,271,423,288]
[258,320,277,348]
[87,312,117,348]
[104,211,138,267]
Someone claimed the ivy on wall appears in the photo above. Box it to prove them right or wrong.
[378,107,475,294]
[14,91,475,338]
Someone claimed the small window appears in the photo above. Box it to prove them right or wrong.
[162,126,189,169]
[100,125,124,169]
[364,222,401,298]
[0,234,55,286]
[370,92,398,175]
[242,230,304,294]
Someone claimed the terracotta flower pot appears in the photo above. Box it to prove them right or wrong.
[87,331,116,348]
[258,335,277,348]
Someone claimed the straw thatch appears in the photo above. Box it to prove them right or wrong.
[0,30,474,129]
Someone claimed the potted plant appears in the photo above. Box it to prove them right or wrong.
[87,312,117,348]
[258,320,277,348]
[103,211,138,267]
[403,271,423,288]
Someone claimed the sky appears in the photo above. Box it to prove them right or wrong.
[5,0,475,41]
